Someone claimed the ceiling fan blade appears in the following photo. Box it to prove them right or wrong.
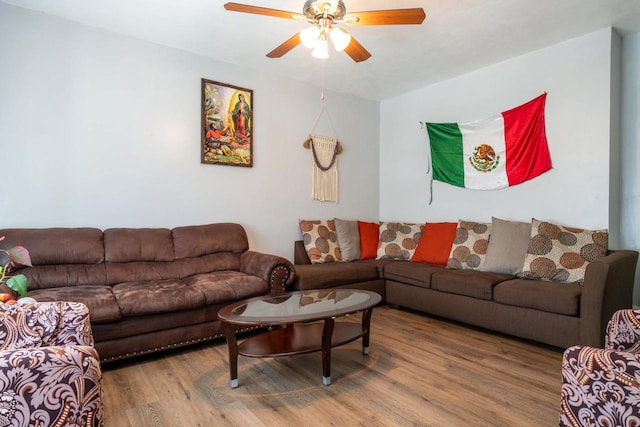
[266,34,301,58]
[224,3,305,20]
[345,8,426,26]
[344,36,371,63]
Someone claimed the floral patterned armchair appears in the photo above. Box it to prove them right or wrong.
[0,302,103,427]
[560,309,640,426]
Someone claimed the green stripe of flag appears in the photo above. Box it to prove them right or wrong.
[427,123,464,188]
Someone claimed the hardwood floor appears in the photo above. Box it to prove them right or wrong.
[102,306,564,426]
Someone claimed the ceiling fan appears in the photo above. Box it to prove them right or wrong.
[223,1,426,62]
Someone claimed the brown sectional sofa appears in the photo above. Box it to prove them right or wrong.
[293,241,638,348]
[0,223,295,362]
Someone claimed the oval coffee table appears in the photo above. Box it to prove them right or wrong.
[218,289,381,388]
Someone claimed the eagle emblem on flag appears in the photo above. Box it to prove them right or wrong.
[469,144,500,173]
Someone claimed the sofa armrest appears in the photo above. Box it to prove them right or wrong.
[294,240,312,265]
[579,250,639,347]
[606,309,640,352]
[0,345,104,426]
[0,302,95,349]
[240,251,295,295]
[560,345,640,426]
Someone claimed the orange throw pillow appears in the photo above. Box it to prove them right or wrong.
[358,221,380,260]
[411,222,458,266]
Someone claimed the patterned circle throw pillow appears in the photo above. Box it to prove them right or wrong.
[447,220,491,270]
[376,222,423,260]
[519,219,608,283]
[299,219,342,263]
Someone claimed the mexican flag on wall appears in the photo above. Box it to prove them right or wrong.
[426,93,552,190]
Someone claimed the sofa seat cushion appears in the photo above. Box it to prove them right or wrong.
[183,271,268,304]
[493,278,581,316]
[112,279,206,316]
[383,262,445,289]
[294,261,380,290]
[28,285,121,323]
[431,270,514,300]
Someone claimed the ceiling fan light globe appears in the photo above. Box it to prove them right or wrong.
[300,26,320,48]
[330,28,351,51]
[312,39,329,59]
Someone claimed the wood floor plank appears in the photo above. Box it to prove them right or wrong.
[102,306,564,426]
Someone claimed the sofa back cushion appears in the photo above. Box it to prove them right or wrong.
[105,253,241,284]
[104,228,174,262]
[0,228,104,266]
[0,228,108,290]
[173,223,249,259]
[21,265,109,290]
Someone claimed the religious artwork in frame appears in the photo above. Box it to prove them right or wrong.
[201,79,253,167]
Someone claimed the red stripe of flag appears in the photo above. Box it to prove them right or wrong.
[503,93,552,186]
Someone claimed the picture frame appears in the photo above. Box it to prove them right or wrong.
[201,79,253,167]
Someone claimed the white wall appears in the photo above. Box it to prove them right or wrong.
[380,29,616,234]
[609,31,622,250]
[0,3,380,260]
[621,33,640,306]
[380,27,640,304]
[3,3,639,302]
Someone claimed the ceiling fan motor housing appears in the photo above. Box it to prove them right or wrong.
[303,0,346,20]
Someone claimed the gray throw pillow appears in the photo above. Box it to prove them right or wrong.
[334,218,361,262]
[481,217,532,275]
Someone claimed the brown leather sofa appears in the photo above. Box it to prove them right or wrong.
[0,223,294,362]
[293,241,638,348]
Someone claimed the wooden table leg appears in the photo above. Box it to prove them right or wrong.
[321,317,335,386]
[221,321,239,388]
[361,308,374,355]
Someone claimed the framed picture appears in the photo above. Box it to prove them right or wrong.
[201,79,253,167]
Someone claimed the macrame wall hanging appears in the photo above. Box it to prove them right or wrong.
[303,106,343,203]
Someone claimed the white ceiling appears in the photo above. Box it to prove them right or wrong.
[4,0,640,100]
